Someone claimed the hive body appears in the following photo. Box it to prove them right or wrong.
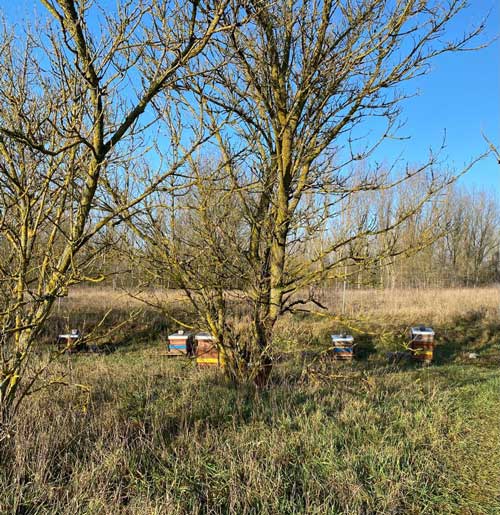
[167,331,194,356]
[331,334,355,361]
[410,327,435,363]
[195,333,223,367]
[57,329,83,352]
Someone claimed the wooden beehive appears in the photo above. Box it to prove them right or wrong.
[195,332,223,367]
[410,326,435,363]
[331,334,355,360]
[167,330,194,356]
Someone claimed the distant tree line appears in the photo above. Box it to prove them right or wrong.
[371,187,499,288]
[91,182,499,291]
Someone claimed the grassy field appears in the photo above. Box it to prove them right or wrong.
[1,287,500,514]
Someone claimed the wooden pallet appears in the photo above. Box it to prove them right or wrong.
[157,350,191,358]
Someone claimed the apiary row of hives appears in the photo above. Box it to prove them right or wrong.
[167,330,224,367]
[56,326,435,364]
[332,327,436,363]
[166,326,436,368]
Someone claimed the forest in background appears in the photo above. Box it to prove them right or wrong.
[93,183,499,291]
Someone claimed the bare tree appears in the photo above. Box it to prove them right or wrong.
[442,187,499,286]
[343,182,500,289]
[0,0,230,429]
[130,0,485,384]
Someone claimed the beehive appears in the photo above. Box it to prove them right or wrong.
[167,330,194,356]
[410,326,435,363]
[331,334,355,360]
[195,332,223,367]
[57,329,83,352]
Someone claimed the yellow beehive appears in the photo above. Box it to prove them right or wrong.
[195,333,224,367]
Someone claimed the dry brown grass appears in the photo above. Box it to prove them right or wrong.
[42,287,190,346]
[63,285,499,324]
[46,286,499,352]
[57,287,186,314]
[2,326,500,514]
[316,286,499,324]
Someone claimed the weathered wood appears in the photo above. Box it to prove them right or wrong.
[410,327,435,363]
[195,333,223,368]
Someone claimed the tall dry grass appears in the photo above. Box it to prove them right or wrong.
[2,343,500,514]
[316,286,499,324]
[41,287,191,347]
[42,285,499,355]
[61,285,499,326]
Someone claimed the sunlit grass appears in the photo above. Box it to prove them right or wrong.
[1,286,499,514]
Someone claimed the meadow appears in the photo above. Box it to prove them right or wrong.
[1,287,499,514]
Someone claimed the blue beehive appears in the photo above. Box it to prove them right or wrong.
[167,330,194,356]
[331,334,355,360]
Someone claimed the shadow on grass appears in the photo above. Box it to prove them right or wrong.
[433,310,500,366]
[344,310,500,371]
[116,363,347,452]
[39,303,199,353]
[353,332,377,360]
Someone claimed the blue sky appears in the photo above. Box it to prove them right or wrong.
[371,2,499,195]
[1,1,499,195]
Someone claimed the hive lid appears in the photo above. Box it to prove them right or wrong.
[331,334,354,342]
[411,326,435,336]
[195,332,215,341]
[168,330,192,340]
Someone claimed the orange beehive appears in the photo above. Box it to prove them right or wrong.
[195,333,223,368]
[410,326,435,363]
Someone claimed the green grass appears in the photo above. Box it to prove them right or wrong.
[1,302,500,514]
